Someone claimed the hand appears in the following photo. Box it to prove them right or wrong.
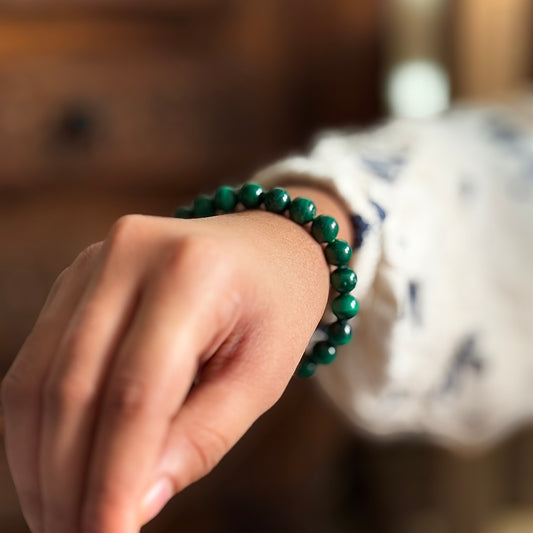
[1,201,335,533]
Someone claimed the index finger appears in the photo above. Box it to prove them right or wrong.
[80,244,240,533]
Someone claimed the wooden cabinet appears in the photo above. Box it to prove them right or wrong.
[0,3,382,531]
[0,2,382,191]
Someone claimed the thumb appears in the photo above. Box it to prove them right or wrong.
[138,359,285,526]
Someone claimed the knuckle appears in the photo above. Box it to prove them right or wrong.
[44,375,94,411]
[165,236,209,270]
[185,421,230,477]
[45,242,102,303]
[105,376,149,419]
[106,214,145,251]
[59,328,87,363]
[164,235,237,287]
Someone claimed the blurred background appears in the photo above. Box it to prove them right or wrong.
[0,1,532,532]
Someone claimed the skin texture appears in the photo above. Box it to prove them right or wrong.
[0,184,354,533]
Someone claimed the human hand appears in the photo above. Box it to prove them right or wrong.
[0,201,336,533]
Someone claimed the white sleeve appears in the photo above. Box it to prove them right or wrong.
[251,96,533,452]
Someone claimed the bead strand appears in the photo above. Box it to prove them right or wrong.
[173,183,359,378]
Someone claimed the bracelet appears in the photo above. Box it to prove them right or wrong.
[173,183,358,378]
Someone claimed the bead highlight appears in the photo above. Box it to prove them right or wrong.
[263,187,290,213]
[311,215,339,243]
[332,294,359,319]
[330,267,357,293]
[325,239,352,266]
[289,197,317,225]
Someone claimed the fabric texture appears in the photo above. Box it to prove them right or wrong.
[252,97,533,451]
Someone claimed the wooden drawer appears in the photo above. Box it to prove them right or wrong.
[0,17,287,190]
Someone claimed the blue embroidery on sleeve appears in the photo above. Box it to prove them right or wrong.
[370,200,387,221]
[352,215,370,249]
[441,334,484,394]
[361,154,406,182]
[486,115,523,145]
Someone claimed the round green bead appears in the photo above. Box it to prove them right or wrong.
[327,320,352,345]
[238,183,264,208]
[173,206,193,219]
[311,215,339,243]
[325,239,352,266]
[297,356,317,378]
[332,294,359,319]
[289,197,316,225]
[312,341,337,365]
[214,186,238,213]
[330,267,357,293]
[193,194,215,217]
[263,187,290,213]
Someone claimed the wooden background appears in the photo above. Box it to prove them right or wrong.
[0,1,532,532]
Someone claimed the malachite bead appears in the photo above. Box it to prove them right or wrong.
[332,294,359,319]
[173,206,193,219]
[297,356,317,378]
[311,215,339,243]
[330,267,357,293]
[238,183,264,208]
[193,194,215,217]
[325,239,352,266]
[312,341,337,365]
[263,187,290,213]
[289,197,316,225]
[214,186,238,213]
[327,320,352,345]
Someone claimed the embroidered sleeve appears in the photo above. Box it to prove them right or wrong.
[253,96,533,451]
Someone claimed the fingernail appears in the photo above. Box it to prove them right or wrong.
[141,477,173,524]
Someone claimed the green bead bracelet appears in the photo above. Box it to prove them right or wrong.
[173,183,359,378]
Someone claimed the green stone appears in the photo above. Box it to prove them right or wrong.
[331,294,359,319]
[330,267,357,293]
[311,215,339,243]
[263,187,290,213]
[214,186,238,213]
[238,183,264,208]
[312,341,337,365]
[173,206,193,219]
[325,239,352,266]
[296,356,317,378]
[289,197,316,225]
[327,320,352,345]
[193,194,215,217]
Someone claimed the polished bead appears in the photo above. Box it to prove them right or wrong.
[214,186,238,213]
[289,197,316,225]
[325,239,352,266]
[330,267,357,293]
[312,341,337,365]
[327,320,352,345]
[173,206,193,219]
[263,187,290,213]
[296,356,317,378]
[193,195,215,217]
[332,294,359,319]
[311,215,339,243]
[238,183,264,208]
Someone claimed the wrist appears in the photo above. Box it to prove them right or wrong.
[173,182,358,377]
